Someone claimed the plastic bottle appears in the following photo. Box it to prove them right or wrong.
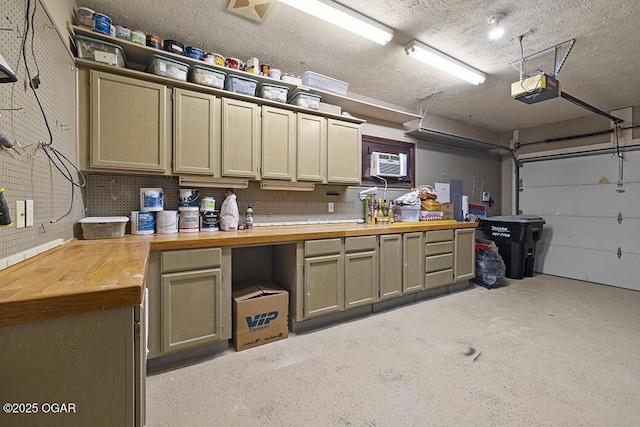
[245,205,254,229]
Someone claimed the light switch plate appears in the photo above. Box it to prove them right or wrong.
[15,201,25,228]
[26,200,33,227]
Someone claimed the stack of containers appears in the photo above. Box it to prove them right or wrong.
[178,189,200,233]
[133,188,167,234]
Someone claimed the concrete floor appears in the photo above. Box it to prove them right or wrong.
[146,274,640,426]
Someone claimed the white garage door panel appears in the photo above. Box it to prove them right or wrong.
[520,154,622,187]
[521,185,637,217]
[535,243,640,291]
[521,148,640,290]
[537,216,639,252]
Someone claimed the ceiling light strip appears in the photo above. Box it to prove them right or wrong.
[279,0,393,45]
[405,40,486,85]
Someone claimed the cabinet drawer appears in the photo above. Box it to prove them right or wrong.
[345,235,376,253]
[425,269,454,289]
[425,241,453,256]
[305,238,341,257]
[161,248,222,273]
[425,253,453,273]
[425,229,454,243]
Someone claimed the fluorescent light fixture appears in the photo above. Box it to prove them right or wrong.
[487,13,506,39]
[278,0,393,45]
[179,175,249,189]
[261,180,315,191]
[404,40,486,85]
[0,53,17,83]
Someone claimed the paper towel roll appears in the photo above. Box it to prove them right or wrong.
[462,195,469,219]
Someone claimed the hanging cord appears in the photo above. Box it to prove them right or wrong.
[20,0,86,223]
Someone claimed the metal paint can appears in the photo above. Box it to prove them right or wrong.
[185,46,204,60]
[76,7,94,28]
[131,30,146,45]
[261,64,270,76]
[146,34,163,49]
[178,206,200,232]
[131,211,155,234]
[140,188,163,212]
[115,25,131,40]
[200,197,215,210]
[200,209,219,231]
[156,210,178,234]
[225,57,243,70]
[92,13,112,35]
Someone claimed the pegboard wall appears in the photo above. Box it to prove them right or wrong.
[86,174,408,230]
[0,0,82,259]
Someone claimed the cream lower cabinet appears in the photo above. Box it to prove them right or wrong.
[146,248,231,358]
[79,69,170,174]
[303,239,344,319]
[222,98,261,179]
[344,236,379,309]
[262,106,296,180]
[403,232,424,293]
[425,230,455,289]
[327,119,361,184]
[454,228,476,282]
[297,113,327,182]
[379,234,403,301]
[173,88,220,176]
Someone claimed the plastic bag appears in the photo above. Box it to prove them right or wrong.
[475,247,506,288]
[220,191,239,231]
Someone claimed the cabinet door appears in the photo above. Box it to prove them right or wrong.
[379,234,403,301]
[327,119,361,184]
[345,250,378,309]
[162,268,222,353]
[297,113,327,182]
[403,232,424,293]
[262,106,295,180]
[173,88,219,176]
[221,98,260,178]
[90,71,169,173]
[454,228,476,282]
[304,254,344,319]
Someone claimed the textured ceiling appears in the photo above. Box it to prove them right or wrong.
[78,0,640,133]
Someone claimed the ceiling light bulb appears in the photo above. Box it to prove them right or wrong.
[487,13,506,39]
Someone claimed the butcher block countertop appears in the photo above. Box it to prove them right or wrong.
[0,221,476,326]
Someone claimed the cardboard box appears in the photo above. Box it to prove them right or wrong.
[232,281,289,351]
[442,203,454,220]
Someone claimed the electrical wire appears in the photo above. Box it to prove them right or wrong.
[20,0,86,223]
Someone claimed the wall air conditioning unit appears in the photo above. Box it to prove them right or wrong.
[370,152,403,177]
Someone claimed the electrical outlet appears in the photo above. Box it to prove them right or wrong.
[16,201,25,228]
[328,202,334,213]
[26,200,33,227]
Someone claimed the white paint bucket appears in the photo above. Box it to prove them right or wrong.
[178,206,200,232]
[179,188,199,206]
[140,188,163,212]
[200,197,215,210]
[156,210,178,234]
[131,211,155,234]
[200,209,219,231]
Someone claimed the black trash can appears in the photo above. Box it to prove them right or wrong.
[478,215,545,279]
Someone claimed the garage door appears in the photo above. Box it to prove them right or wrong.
[519,149,640,291]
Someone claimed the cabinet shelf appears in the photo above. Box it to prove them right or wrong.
[69,24,418,125]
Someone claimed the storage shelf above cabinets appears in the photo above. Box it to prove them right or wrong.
[69,24,418,124]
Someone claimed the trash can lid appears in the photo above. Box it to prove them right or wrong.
[480,215,545,224]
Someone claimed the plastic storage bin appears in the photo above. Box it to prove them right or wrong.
[75,35,126,67]
[478,215,546,279]
[79,217,129,239]
[189,65,226,89]
[289,92,321,110]
[146,54,189,81]
[301,71,349,95]
[224,75,258,96]
[394,206,420,222]
[261,83,289,102]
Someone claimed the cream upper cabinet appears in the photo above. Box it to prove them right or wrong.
[261,106,296,180]
[297,113,327,182]
[173,88,220,176]
[221,98,261,179]
[327,119,362,184]
[86,70,170,173]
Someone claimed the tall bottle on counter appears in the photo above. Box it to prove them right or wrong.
[245,205,254,229]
